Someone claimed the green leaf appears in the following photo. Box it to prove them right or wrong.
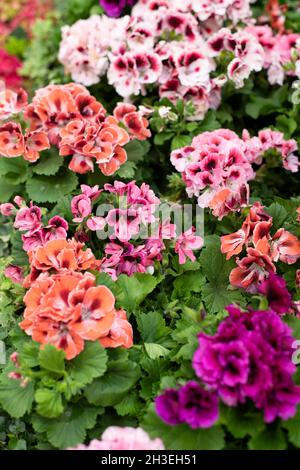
[221,406,265,439]
[0,157,28,185]
[124,140,150,162]
[26,169,78,203]
[11,231,28,265]
[202,283,244,314]
[85,360,140,407]
[266,203,288,229]
[171,135,191,150]
[116,160,136,179]
[173,271,205,297]
[115,273,159,312]
[68,342,108,387]
[39,345,65,375]
[249,426,287,450]
[50,195,73,222]
[0,376,34,418]
[35,388,64,418]
[0,180,21,203]
[200,235,245,313]
[275,115,297,138]
[94,272,116,291]
[245,86,288,119]
[144,343,170,359]
[142,405,225,450]
[114,394,143,416]
[32,404,102,449]
[282,410,300,447]
[32,151,63,176]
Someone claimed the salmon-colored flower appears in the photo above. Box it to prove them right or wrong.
[113,103,151,141]
[27,238,100,276]
[271,228,300,264]
[98,145,127,176]
[229,247,275,292]
[20,271,132,360]
[221,227,249,260]
[23,130,50,162]
[0,122,24,157]
[99,309,133,349]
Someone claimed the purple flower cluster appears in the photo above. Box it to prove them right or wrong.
[99,0,136,18]
[155,381,219,429]
[193,306,300,423]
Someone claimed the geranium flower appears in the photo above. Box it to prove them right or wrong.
[258,273,292,314]
[69,426,164,450]
[175,227,203,264]
[20,271,132,360]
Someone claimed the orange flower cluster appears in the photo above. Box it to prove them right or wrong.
[221,202,300,291]
[0,83,140,175]
[20,238,133,359]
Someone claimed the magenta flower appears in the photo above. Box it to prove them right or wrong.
[155,389,182,425]
[178,381,219,429]
[258,272,292,314]
[99,0,136,18]
[193,306,300,422]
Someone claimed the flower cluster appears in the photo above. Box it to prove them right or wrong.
[0,0,52,39]
[1,196,69,253]
[221,202,300,291]
[155,381,219,429]
[244,25,300,85]
[1,195,133,360]
[20,270,132,359]
[0,82,150,175]
[70,182,203,279]
[171,129,299,219]
[70,426,164,450]
[193,305,300,423]
[58,2,263,117]
[0,49,22,89]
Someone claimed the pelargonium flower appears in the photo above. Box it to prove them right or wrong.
[4,265,24,284]
[0,49,22,89]
[20,271,132,359]
[193,306,300,423]
[175,227,203,264]
[69,426,164,450]
[100,1,137,18]
[258,273,292,315]
[0,85,27,121]
[24,238,100,286]
[221,202,300,292]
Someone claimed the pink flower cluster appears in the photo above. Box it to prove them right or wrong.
[58,2,263,117]
[0,49,22,90]
[71,182,203,279]
[171,128,299,219]
[193,305,300,423]
[70,426,164,450]
[0,195,68,253]
[244,25,300,85]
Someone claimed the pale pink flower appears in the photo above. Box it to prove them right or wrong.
[69,426,164,450]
